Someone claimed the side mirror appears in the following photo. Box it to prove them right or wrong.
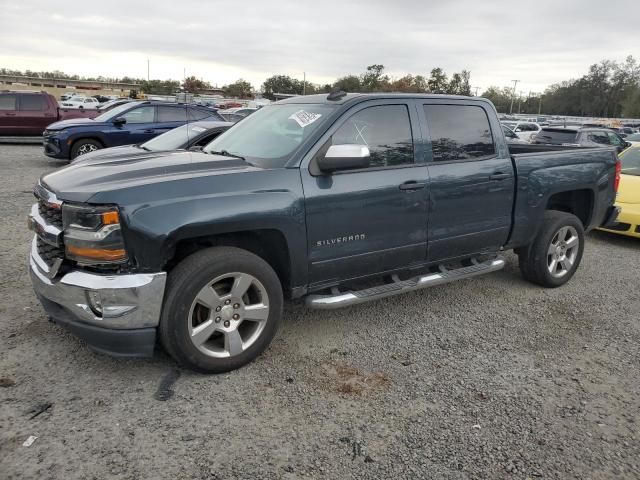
[625,142,632,148]
[317,144,370,173]
[113,117,126,126]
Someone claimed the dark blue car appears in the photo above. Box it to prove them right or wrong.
[43,101,224,160]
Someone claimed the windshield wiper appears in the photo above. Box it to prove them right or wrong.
[208,150,245,161]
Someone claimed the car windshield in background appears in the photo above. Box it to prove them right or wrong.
[620,148,640,176]
[94,102,136,121]
[203,104,335,168]
[140,123,206,151]
[535,129,578,144]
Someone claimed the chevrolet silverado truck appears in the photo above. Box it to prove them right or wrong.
[28,93,621,373]
[0,91,97,136]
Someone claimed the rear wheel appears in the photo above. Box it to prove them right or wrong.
[518,211,584,288]
[159,247,283,373]
[70,139,102,159]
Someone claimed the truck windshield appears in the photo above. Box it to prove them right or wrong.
[202,104,335,168]
[620,148,640,176]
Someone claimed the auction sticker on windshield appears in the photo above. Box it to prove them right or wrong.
[289,110,322,128]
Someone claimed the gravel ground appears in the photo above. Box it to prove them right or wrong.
[1,144,639,480]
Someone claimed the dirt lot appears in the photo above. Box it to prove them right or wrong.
[1,144,639,479]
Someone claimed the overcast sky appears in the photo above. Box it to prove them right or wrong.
[0,0,637,94]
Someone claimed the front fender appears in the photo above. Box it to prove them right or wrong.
[112,169,308,287]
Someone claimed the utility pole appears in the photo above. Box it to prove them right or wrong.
[472,86,480,96]
[518,91,525,114]
[538,95,543,115]
[303,72,306,96]
[509,79,520,114]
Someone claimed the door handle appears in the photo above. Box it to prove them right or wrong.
[490,172,511,180]
[399,181,427,191]
[143,129,155,133]
[5,112,17,116]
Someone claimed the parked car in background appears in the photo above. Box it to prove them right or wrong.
[70,120,233,163]
[94,98,132,113]
[0,91,97,136]
[502,125,528,144]
[624,133,640,145]
[598,145,640,238]
[224,107,259,117]
[215,101,243,110]
[219,112,246,123]
[501,121,541,142]
[43,101,225,160]
[91,95,112,103]
[60,92,79,101]
[28,93,619,371]
[532,127,631,153]
[60,96,100,109]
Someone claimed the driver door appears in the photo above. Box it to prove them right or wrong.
[300,100,429,288]
[111,105,157,145]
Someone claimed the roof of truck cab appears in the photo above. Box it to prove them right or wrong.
[277,93,492,105]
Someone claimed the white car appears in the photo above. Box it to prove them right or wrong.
[501,121,541,142]
[60,96,100,109]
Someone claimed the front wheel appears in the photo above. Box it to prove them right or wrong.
[70,139,102,159]
[518,211,585,288]
[159,247,283,373]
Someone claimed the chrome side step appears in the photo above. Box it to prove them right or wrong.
[305,257,505,310]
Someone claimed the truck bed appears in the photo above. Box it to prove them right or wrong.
[507,144,618,248]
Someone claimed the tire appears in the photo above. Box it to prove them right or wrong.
[70,139,102,159]
[159,246,283,373]
[518,211,585,288]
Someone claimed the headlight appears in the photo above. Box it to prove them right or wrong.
[62,204,127,265]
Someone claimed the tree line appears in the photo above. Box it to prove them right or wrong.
[260,65,472,99]
[4,56,640,117]
[481,56,640,118]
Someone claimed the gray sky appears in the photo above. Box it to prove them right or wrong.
[0,0,637,94]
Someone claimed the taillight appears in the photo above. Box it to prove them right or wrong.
[614,159,621,192]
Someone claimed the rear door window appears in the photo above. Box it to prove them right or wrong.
[423,104,495,162]
[188,108,213,121]
[19,95,45,111]
[157,106,188,122]
[0,94,17,110]
[122,106,156,124]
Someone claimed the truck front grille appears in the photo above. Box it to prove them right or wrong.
[37,198,63,229]
[36,236,64,267]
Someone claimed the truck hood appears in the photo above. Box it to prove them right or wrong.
[41,151,256,203]
[46,117,103,130]
[617,174,640,204]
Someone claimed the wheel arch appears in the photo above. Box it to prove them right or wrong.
[165,229,294,297]
[545,189,594,227]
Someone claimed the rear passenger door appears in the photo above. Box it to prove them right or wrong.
[17,94,52,135]
[421,101,515,262]
[301,100,429,287]
[154,106,189,137]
